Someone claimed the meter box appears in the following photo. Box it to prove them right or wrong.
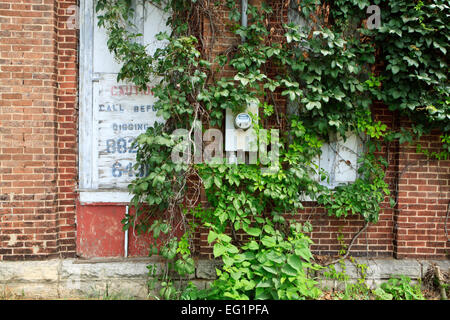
[225,101,258,152]
[234,113,252,130]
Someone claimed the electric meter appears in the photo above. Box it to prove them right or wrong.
[234,113,252,130]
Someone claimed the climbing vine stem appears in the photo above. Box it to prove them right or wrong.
[96,0,449,299]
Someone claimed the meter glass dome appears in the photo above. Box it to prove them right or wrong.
[235,113,252,130]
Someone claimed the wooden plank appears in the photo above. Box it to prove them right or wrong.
[79,1,169,202]
[78,0,94,190]
[94,74,162,189]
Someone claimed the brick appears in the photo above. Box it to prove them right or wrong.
[0,0,448,262]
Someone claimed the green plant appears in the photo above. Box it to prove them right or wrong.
[318,147,391,224]
[373,275,425,300]
[416,134,450,160]
[201,222,322,300]
[95,0,449,300]
[323,254,371,300]
[340,258,371,300]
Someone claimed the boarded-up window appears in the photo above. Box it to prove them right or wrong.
[314,132,364,188]
[78,0,169,202]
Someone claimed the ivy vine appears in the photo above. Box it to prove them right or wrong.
[95,0,449,300]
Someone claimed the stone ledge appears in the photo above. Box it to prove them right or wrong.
[0,258,448,299]
[0,260,60,283]
[196,259,222,279]
[326,258,450,280]
[317,258,450,290]
[61,259,155,280]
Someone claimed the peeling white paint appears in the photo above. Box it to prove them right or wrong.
[7,234,17,247]
[79,0,170,203]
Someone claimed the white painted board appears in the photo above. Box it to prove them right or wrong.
[93,74,163,189]
[225,101,259,152]
[93,2,169,74]
[79,0,169,202]
[314,132,363,188]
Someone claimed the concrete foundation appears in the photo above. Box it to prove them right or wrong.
[0,258,448,299]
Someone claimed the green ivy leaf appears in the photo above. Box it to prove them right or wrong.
[281,264,297,277]
[214,176,222,188]
[391,65,400,74]
[261,236,276,248]
[207,231,218,244]
[213,243,227,257]
[246,227,262,237]
[287,254,303,272]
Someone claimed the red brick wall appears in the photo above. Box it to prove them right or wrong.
[55,0,78,258]
[0,0,448,261]
[196,0,449,260]
[394,126,449,258]
[0,0,78,261]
